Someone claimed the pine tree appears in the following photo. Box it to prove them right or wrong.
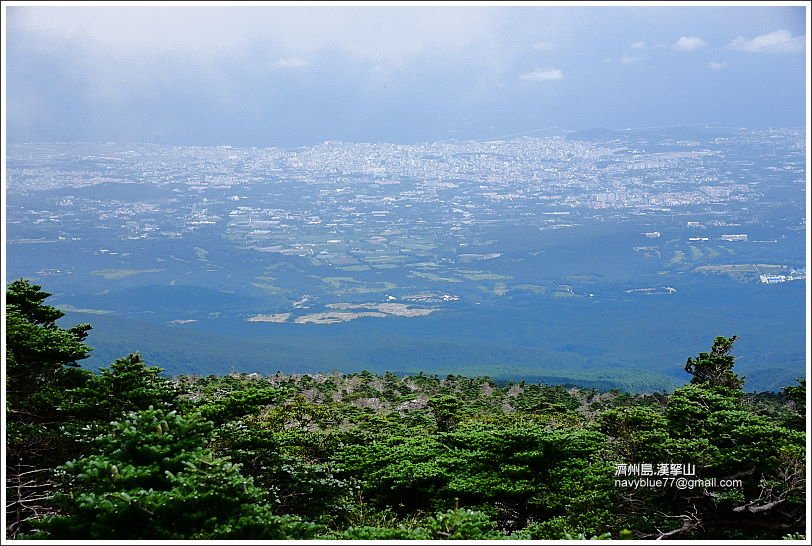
[5,279,94,537]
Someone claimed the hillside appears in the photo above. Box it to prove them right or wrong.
[5,279,807,541]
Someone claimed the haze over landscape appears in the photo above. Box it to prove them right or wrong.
[4,4,808,392]
[3,3,810,543]
[7,6,806,389]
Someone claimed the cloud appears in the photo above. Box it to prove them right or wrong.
[6,6,807,145]
[707,60,728,70]
[272,57,309,69]
[532,40,555,51]
[728,29,804,53]
[518,68,563,81]
[673,36,706,51]
[10,6,498,62]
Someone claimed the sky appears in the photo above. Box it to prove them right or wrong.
[3,3,808,146]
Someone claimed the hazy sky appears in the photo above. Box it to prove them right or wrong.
[4,4,808,146]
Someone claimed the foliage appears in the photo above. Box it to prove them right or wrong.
[598,338,806,539]
[31,409,319,539]
[329,506,504,540]
[69,353,178,423]
[6,279,93,436]
[781,378,806,430]
[428,394,463,432]
[5,280,807,540]
[684,335,744,390]
[5,279,94,537]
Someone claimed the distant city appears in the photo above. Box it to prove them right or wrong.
[4,126,807,391]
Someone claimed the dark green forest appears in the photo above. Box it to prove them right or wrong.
[5,279,807,541]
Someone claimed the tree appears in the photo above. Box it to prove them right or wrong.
[31,409,320,539]
[5,279,94,537]
[70,353,178,424]
[334,422,615,535]
[781,379,806,430]
[684,336,744,390]
[608,337,805,539]
[428,394,463,432]
[6,279,93,425]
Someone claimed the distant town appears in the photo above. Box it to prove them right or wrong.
[4,125,806,391]
[7,128,806,311]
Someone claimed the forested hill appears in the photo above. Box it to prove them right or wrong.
[5,279,808,541]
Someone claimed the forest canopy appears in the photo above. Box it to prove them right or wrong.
[4,279,807,541]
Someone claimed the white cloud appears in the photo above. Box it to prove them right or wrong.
[532,40,554,51]
[673,36,706,51]
[728,29,804,53]
[272,57,309,69]
[620,55,640,65]
[630,41,646,49]
[519,68,563,82]
[707,60,728,71]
